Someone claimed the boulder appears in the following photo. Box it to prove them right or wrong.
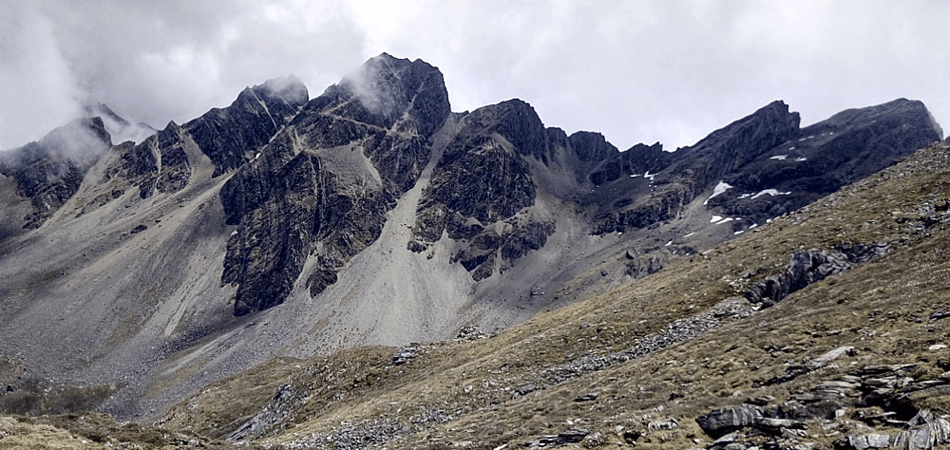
[696,405,764,437]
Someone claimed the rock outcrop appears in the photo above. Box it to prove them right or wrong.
[220,54,451,315]
[709,98,942,226]
[0,118,112,230]
[695,362,950,450]
[187,75,309,177]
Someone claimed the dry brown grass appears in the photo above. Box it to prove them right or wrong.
[157,140,950,449]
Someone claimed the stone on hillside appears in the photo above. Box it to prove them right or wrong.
[556,429,589,444]
[696,405,764,437]
[647,418,678,431]
[622,429,642,445]
[574,392,599,402]
[392,346,419,366]
[931,311,950,321]
[893,416,950,449]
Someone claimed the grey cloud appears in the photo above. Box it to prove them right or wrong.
[1,1,947,154]
[1,1,366,149]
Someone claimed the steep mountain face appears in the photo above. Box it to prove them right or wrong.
[219,54,450,315]
[710,98,942,227]
[0,118,111,233]
[0,54,942,424]
[188,75,309,178]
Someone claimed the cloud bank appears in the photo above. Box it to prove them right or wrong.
[1,0,947,152]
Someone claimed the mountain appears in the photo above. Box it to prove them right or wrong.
[158,137,950,450]
[0,54,944,446]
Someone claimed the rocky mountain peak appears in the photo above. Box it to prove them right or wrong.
[569,131,619,163]
[256,74,309,106]
[219,54,452,316]
[309,53,450,137]
[0,54,945,438]
[677,100,800,179]
[0,117,112,230]
[186,76,310,177]
[83,102,156,145]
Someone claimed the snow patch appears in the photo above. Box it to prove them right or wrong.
[751,189,792,199]
[716,217,735,225]
[704,181,733,205]
[734,230,744,235]
[710,215,722,223]
[770,155,787,161]
[795,157,807,162]
[684,232,694,237]
[665,240,673,246]
[644,171,656,181]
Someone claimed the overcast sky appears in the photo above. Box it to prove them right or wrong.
[1,0,947,152]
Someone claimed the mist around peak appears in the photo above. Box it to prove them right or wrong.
[0,117,111,168]
[83,103,156,146]
[258,75,309,105]
[337,53,405,118]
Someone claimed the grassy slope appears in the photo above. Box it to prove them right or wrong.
[12,139,946,449]
[156,139,950,449]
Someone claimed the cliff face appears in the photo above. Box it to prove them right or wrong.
[0,118,112,231]
[187,75,309,178]
[219,54,451,315]
[0,54,942,422]
[710,98,943,226]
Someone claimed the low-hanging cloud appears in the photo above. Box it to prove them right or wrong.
[0,1,366,150]
[1,1,947,153]
[0,3,84,150]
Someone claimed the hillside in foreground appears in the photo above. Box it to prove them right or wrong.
[171,138,950,450]
[3,138,939,449]
[155,139,950,450]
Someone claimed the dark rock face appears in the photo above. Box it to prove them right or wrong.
[594,101,801,234]
[102,121,192,199]
[708,99,943,226]
[220,54,451,315]
[587,141,670,186]
[408,100,556,280]
[97,76,308,203]
[0,118,112,229]
[746,242,890,307]
[592,99,942,235]
[186,76,309,177]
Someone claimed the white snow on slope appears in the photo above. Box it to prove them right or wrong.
[704,181,733,205]
[751,189,792,199]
